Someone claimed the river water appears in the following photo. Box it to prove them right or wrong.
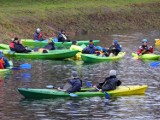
[0,30,160,120]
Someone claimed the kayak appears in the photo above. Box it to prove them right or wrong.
[21,39,100,48]
[0,61,13,73]
[18,85,148,99]
[0,44,10,50]
[3,50,78,60]
[155,39,160,46]
[132,53,160,60]
[81,52,126,63]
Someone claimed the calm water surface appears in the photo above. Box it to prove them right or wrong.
[0,30,160,120]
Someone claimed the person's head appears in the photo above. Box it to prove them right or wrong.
[71,71,78,78]
[142,39,148,46]
[113,39,118,45]
[109,70,116,76]
[72,40,77,45]
[89,40,93,44]
[13,37,19,43]
[61,30,65,34]
[42,49,48,53]
[36,28,41,33]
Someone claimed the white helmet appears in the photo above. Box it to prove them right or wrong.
[36,28,41,33]
[109,70,116,76]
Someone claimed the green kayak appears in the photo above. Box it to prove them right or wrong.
[0,44,10,50]
[3,50,78,60]
[81,52,126,63]
[132,53,160,60]
[18,85,148,99]
[21,39,100,48]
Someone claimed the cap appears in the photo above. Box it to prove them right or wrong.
[71,71,78,78]
[72,40,77,45]
[109,70,116,76]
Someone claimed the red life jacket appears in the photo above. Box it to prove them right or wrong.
[0,58,4,69]
[9,42,15,49]
[38,33,43,40]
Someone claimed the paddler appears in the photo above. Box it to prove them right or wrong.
[33,28,45,41]
[137,39,153,55]
[82,40,96,54]
[93,70,121,91]
[0,51,10,69]
[57,30,70,42]
[58,71,82,93]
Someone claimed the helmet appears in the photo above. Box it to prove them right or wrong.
[142,39,148,43]
[36,28,41,33]
[109,70,116,76]
[113,40,118,44]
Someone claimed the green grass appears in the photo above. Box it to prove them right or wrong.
[0,0,159,40]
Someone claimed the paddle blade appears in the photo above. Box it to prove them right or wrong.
[85,81,93,87]
[69,93,78,97]
[149,62,160,68]
[20,63,31,69]
[46,85,54,89]
[104,92,110,99]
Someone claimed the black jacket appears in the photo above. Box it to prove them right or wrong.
[97,75,121,91]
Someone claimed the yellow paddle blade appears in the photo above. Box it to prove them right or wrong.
[133,55,139,60]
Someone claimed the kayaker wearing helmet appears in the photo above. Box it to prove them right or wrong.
[107,40,122,56]
[33,28,44,41]
[82,40,96,54]
[137,39,153,55]
[93,70,121,91]
[58,71,82,93]
[57,30,70,42]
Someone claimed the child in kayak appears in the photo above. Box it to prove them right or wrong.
[137,39,153,55]
[58,71,82,93]
[93,70,121,91]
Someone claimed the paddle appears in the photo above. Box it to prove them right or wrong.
[11,63,32,70]
[46,85,78,97]
[149,61,160,68]
[85,80,110,99]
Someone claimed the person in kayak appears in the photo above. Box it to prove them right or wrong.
[93,70,121,91]
[70,40,83,60]
[33,39,55,53]
[0,51,10,69]
[82,40,96,54]
[57,30,70,42]
[33,28,45,41]
[107,40,122,56]
[10,37,32,53]
[58,71,82,93]
[137,39,153,55]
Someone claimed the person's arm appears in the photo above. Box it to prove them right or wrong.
[34,33,38,40]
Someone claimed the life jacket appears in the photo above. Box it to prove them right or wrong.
[9,42,15,49]
[0,58,5,69]
[38,33,43,40]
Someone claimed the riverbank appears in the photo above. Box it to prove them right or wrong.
[0,0,160,41]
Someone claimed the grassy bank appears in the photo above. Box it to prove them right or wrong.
[0,0,160,41]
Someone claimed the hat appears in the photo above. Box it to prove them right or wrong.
[89,40,93,44]
[142,39,148,43]
[13,37,18,41]
[109,70,116,76]
[71,71,78,78]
